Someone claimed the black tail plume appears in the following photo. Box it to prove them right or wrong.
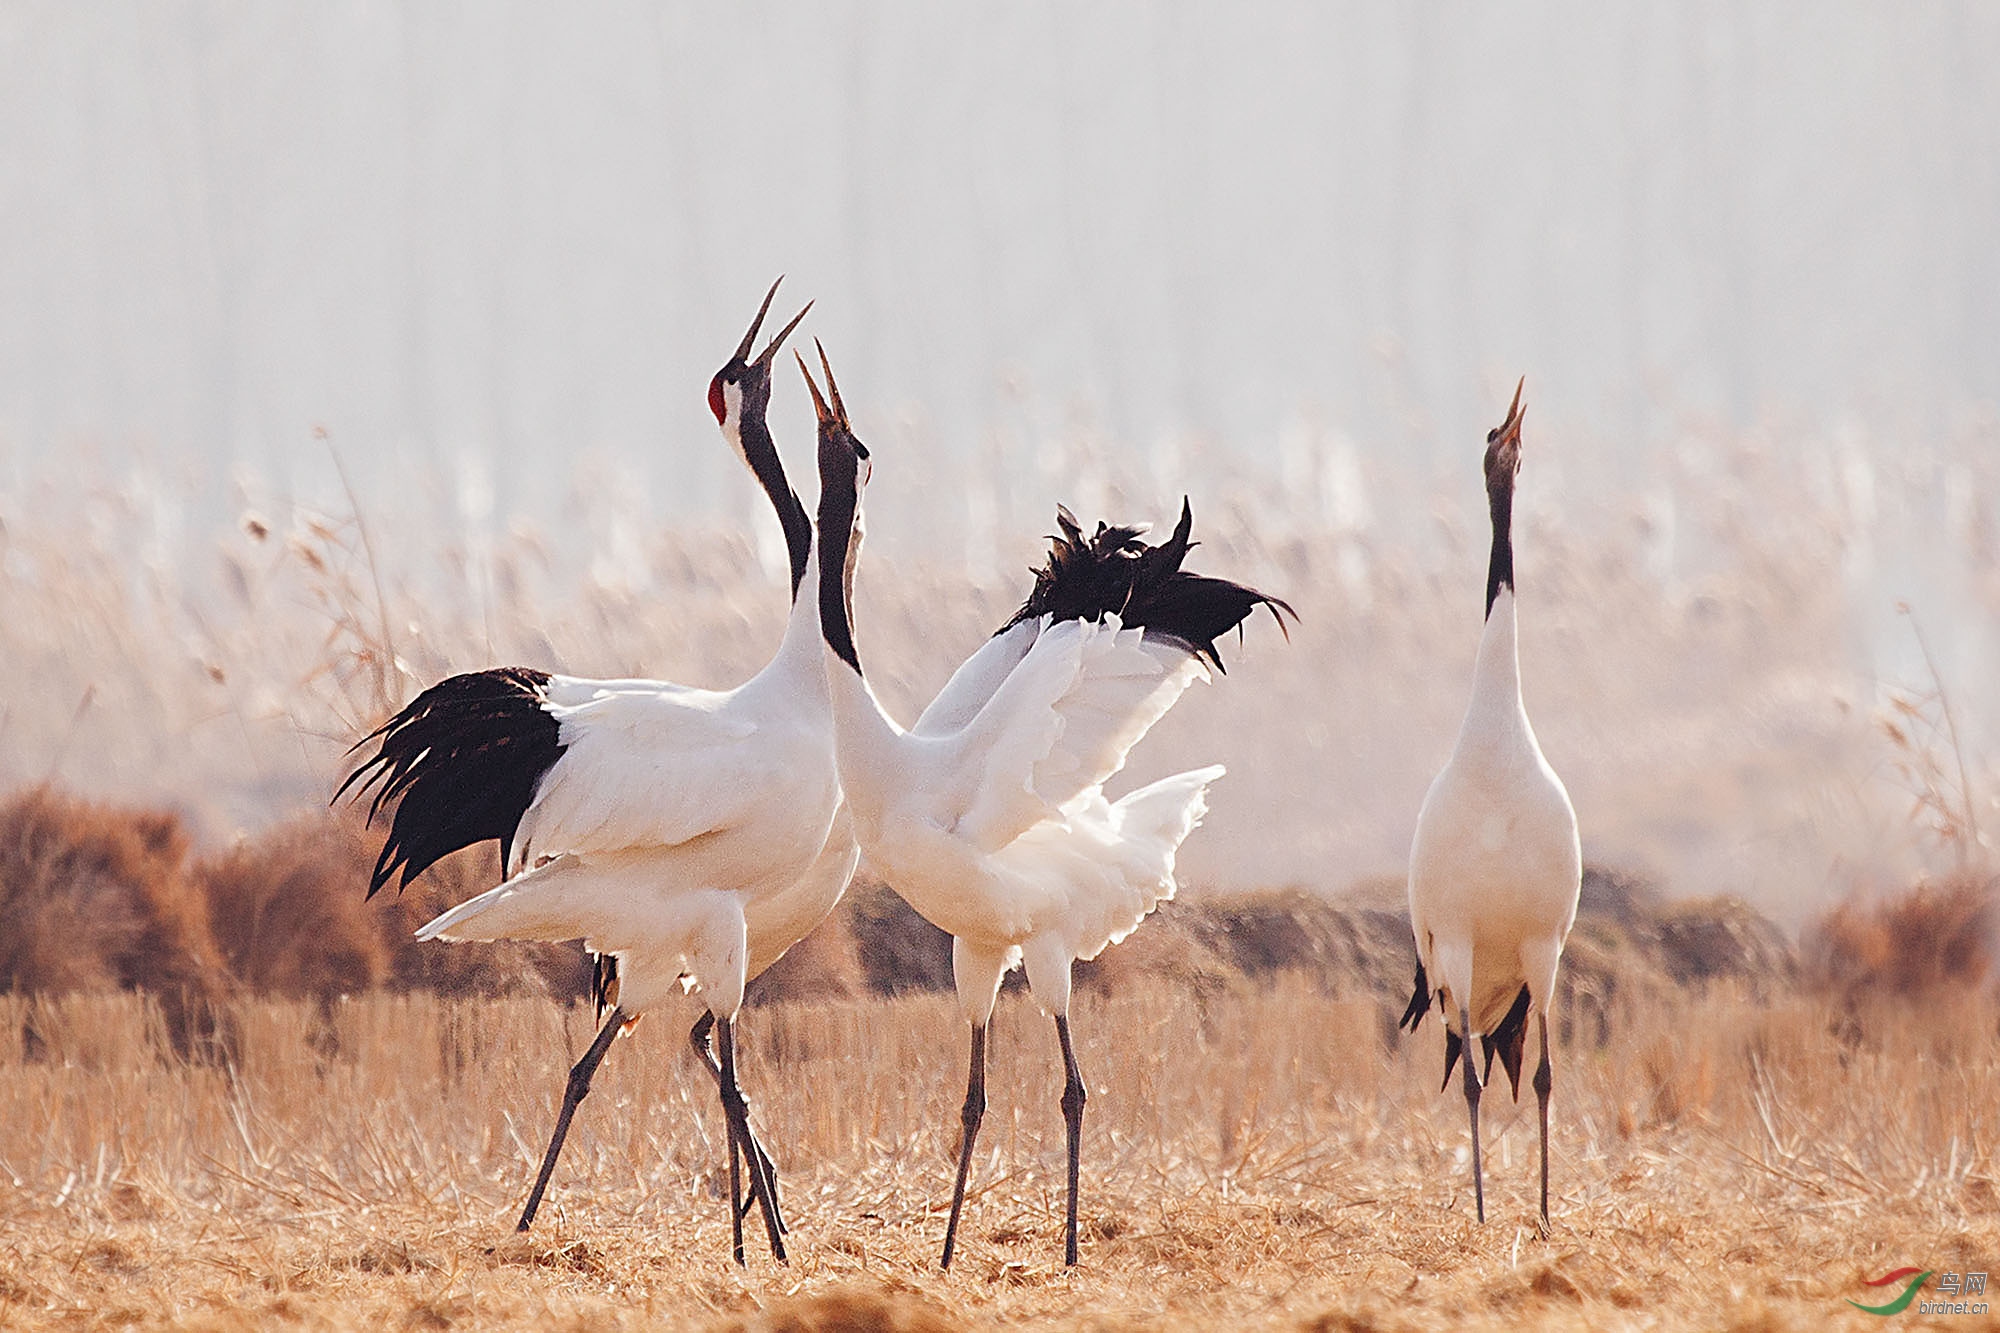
[1402,968,1532,1101]
[1398,961,1432,1032]
[1480,984,1532,1101]
[1003,498,1295,671]
[1441,1030,1464,1094]
[337,666,566,898]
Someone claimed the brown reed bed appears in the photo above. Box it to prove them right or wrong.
[1,972,1995,1332]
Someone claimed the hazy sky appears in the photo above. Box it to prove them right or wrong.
[1,2,1995,524]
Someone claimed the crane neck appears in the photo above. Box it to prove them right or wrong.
[814,519,907,824]
[1485,462,1516,617]
[747,544,831,706]
[1461,428,1533,759]
[813,440,906,817]
[733,409,813,597]
[816,456,864,679]
[821,640,907,828]
[1459,585,1527,751]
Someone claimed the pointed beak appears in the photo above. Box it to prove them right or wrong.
[732,275,785,363]
[814,338,849,430]
[796,349,830,421]
[1495,376,1526,446]
[753,300,812,368]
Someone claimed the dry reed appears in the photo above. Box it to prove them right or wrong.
[0,977,1994,1332]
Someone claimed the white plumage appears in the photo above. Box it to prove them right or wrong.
[1403,378,1581,1231]
[417,607,846,1020]
[346,282,848,1264]
[800,344,1287,1269]
[831,615,1215,985]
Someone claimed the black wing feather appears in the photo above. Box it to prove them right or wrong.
[1002,497,1295,670]
[337,666,567,898]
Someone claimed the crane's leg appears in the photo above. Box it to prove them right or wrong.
[688,1013,785,1234]
[1533,1010,1554,1235]
[1460,1001,1485,1224]
[714,1015,786,1265]
[1055,1013,1087,1267]
[518,1006,626,1232]
[940,1022,988,1271]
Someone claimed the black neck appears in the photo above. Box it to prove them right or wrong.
[816,461,862,676]
[741,413,813,597]
[1484,471,1515,618]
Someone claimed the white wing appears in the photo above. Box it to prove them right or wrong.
[913,620,1039,737]
[419,852,631,945]
[510,683,762,869]
[942,615,1207,852]
[544,672,707,706]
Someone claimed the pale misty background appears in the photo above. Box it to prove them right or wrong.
[2,3,1997,915]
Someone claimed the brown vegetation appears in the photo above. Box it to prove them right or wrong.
[1,971,1995,1332]
[0,777,1991,1331]
[1805,870,1995,1000]
[0,789,592,1018]
[0,787,228,1059]
[1,800,1994,1333]
[5,786,1817,1025]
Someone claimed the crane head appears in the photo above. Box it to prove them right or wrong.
[1484,376,1525,489]
[708,275,812,433]
[799,338,870,503]
[803,340,871,675]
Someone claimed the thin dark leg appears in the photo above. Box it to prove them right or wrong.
[1055,1013,1087,1267]
[689,1014,786,1233]
[727,1091,746,1264]
[517,1007,625,1232]
[687,1014,744,1230]
[715,1016,787,1265]
[1460,1002,1485,1224]
[727,1018,786,1258]
[1533,1010,1553,1234]
[940,1022,988,1271]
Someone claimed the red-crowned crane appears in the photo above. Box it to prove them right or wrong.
[340,281,853,1266]
[1399,379,1581,1233]
[800,344,1291,1269]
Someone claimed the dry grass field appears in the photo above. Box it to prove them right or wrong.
[3,961,1997,1331]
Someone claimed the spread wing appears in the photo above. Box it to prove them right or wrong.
[509,679,762,870]
[941,615,1207,852]
[912,619,1039,737]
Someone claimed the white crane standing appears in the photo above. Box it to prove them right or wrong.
[1399,379,1581,1232]
[341,281,853,1266]
[799,344,1291,1268]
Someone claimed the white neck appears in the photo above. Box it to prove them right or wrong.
[821,647,908,827]
[744,547,829,706]
[1453,586,1533,760]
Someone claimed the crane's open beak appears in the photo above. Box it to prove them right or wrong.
[814,339,851,432]
[733,277,782,362]
[754,302,812,367]
[797,349,830,421]
[798,344,869,460]
[1494,376,1526,447]
[733,276,813,369]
